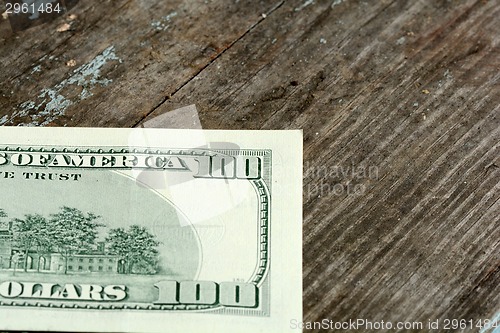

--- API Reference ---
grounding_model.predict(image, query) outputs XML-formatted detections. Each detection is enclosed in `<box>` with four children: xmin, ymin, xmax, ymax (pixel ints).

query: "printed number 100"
<box><xmin>155</xmin><ymin>281</ymin><xmax>258</xmax><ymax>308</ymax></box>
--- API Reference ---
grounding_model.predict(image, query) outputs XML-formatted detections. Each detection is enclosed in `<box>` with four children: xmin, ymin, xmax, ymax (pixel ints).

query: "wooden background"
<box><xmin>0</xmin><ymin>0</ymin><xmax>499</xmax><ymax>331</ymax></box>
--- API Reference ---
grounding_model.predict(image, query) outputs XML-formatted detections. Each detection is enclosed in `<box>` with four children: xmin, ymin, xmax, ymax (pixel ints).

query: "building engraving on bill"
<box><xmin>0</xmin><ymin>207</ymin><xmax>161</xmax><ymax>276</ymax></box>
<box><xmin>0</xmin><ymin>222</ymin><xmax>121</xmax><ymax>274</ymax></box>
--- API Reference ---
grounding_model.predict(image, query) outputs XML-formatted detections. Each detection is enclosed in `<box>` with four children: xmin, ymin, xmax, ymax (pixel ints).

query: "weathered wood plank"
<box><xmin>0</xmin><ymin>0</ymin><xmax>283</xmax><ymax>126</ymax></box>
<box><xmin>0</xmin><ymin>0</ymin><xmax>499</xmax><ymax>331</ymax></box>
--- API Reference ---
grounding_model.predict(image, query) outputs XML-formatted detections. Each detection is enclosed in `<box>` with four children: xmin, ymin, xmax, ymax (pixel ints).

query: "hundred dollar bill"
<box><xmin>0</xmin><ymin>127</ymin><xmax>302</xmax><ymax>333</ymax></box>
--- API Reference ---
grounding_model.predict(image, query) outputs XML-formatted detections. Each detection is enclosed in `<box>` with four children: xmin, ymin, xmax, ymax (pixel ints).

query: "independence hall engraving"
<box><xmin>0</xmin><ymin>222</ymin><xmax>122</xmax><ymax>274</ymax></box>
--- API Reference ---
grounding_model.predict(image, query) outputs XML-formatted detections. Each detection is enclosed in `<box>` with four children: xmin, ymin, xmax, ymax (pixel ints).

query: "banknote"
<box><xmin>0</xmin><ymin>127</ymin><xmax>302</xmax><ymax>333</ymax></box>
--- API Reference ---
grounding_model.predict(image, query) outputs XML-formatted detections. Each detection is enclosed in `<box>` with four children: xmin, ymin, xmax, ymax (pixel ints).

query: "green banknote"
<box><xmin>0</xmin><ymin>127</ymin><xmax>302</xmax><ymax>333</ymax></box>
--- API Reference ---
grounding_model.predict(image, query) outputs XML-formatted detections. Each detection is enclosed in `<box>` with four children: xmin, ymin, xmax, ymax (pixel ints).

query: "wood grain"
<box><xmin>1</xmin><ymin>0</ymin><xmax>499</xmax><ymax>331</ymax></box>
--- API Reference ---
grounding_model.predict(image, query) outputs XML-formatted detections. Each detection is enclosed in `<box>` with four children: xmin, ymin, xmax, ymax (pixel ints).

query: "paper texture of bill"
<box><xmin>0</xmin><ymin>127</ymin><xmax>302</xmax><ymax>333</ymax></box>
